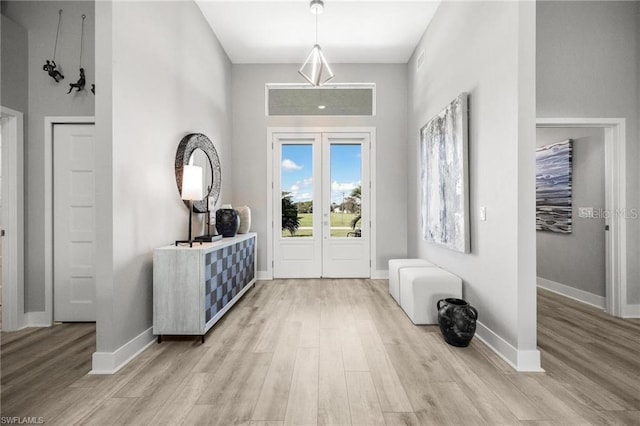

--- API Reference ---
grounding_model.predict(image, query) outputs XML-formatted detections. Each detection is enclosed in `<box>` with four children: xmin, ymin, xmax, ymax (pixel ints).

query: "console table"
<box><xmin>153</xmin><ymin>232</ymin><xmax>256</xmax><ymax>343</ymax></box>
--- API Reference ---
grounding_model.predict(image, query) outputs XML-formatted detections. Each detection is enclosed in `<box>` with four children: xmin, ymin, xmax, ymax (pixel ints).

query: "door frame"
<box><xmin>1</xmin><ymin>106</ymin><xmax>25</xmax><ymax>331</ymax></box>
<box><xmin>536</xmin><ymin>117</ymin><xmax>627</xmax><ymax>317</ymax></box>
<box><xmin>266</xmin><ymin>127</ymin><xmax>377</xmax><ymax>280</ymax></box>
<box><xmin>43</xmin><ymin>117</ymin><xmax>95</xmax><ymax>325</ymax></box>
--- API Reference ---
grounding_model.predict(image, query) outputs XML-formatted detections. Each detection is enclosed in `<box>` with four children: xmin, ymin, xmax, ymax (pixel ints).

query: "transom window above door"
<box><xmin>266</xmin><ymin>83</ymin><xmax>376</xmax><ymax>117</ymax></box>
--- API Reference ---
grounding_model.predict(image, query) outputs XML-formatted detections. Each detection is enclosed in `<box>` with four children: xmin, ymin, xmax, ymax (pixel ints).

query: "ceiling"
<box><xmin>195</xmin><ymin>1</ymin><xmax>441</xmax><ymax>64</ymax></box>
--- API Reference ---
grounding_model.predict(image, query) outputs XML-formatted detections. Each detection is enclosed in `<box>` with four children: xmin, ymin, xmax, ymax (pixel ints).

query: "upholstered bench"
<box><xmin>388</xmin><ymin>259</ymin><xmax>435</xmax><ymax>304</ymax></box>
<box><xmin>399</xmin><ymin>267</ymin><xmax>462</xmax><ymax>325</ymax></box>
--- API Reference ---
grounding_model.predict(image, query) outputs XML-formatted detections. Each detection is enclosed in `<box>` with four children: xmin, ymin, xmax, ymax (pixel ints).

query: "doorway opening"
<box><xmin>0</xmin><ymin>106</ymin><xmax>25</xmax><ymax>331</ymax></box>
<box><xmin>536</xmin><ymin>118</ymin><xmax>627</xmax><ymax>317</ymax></box>
<box><xmin>268</xmin><ymin>128</ymin><xmax>376</xmax><ymax>279</ymax></box>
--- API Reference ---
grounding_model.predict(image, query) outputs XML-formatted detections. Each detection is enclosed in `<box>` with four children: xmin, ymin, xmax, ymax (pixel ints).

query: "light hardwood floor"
<box><xmin>1</xmin><ymin>280</ymin><xmax>639</xmax><ymax>425</ymax></box>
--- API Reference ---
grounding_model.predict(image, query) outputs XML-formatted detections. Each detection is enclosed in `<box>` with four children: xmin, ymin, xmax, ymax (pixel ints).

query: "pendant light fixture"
<box><xmin>299</xmin><ymin>0</ymin><xmax>335</xmax><ymax>87</ymax></box>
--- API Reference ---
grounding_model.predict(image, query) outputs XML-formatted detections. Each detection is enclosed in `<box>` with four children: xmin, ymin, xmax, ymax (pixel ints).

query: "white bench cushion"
<box><xmin>388</xmin><ymin>259</ymin><xmax>435</xmax><ymax>304</ymax></box>
<box><xmin>399</xmin><ymin>267</ymin><xmax>462</xmax><ymax>325</ymax></box>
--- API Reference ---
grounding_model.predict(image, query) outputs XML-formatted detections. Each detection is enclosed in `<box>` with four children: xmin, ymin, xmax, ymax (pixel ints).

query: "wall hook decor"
<box><xmin>91</xmin><ymin>84</ymin><xmax>95</xmax><ymax>95</ymax></box>
<box><xmin>43</xmin><ymin>9</ymin><xmax>64</xmax><ymax>82</ymax></box>
<box><xmin>68</xmin><ymin>14</ymin><xmax>86</xmax><ymax>94</ymax></box>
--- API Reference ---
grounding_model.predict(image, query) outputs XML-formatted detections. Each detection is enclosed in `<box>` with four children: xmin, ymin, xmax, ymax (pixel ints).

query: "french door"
<box><xmin>273</xmin><ymin>132</ymin><xmax>371</xmax><ymax>278</ymax></box>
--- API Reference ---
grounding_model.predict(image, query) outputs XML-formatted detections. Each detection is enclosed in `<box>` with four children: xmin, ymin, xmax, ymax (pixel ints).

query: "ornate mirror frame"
<box><xmin>175</xmin><ymin>133</ymin><xmax>221</xmax><ymax>213</ymax></box>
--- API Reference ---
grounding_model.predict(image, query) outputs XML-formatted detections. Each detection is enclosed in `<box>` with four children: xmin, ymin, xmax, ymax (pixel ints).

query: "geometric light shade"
<box><xmin>181</xmin><ymin>165</ymin><xmax>203</xmax><ymax>201</ymax></box>
<box><xmin>298</xmin><ymin>44</ymin><xmax>335</xmax><ymax>87</ymax></box>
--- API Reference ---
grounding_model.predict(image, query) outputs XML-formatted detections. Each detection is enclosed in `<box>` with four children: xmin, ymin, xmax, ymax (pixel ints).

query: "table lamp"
<box><xmin>175</xmin><ymin>165</ymin><xmax>203</xmax><ymax>247</ymax></box>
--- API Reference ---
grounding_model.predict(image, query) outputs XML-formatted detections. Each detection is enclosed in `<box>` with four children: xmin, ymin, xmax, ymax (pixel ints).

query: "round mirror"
<box><xmin>175</xmin><ymin>133</ymin><xmax>221</xmax><ymax>213</ymax></box>
<box><xmin>189</xmin><ymin>148</ymin><xmax>213</xmax><ymax>199</ymax></box>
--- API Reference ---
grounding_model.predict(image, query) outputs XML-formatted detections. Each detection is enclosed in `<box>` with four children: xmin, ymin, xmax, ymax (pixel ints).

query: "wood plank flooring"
<box><xmin>1</xmin><ymin>280</ymin><xmax>639</xmax><ymax>425</ymax></box>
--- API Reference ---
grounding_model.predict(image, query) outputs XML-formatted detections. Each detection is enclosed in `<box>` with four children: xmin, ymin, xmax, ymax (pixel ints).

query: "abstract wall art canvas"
<box><xmin>420</xmin><ymin>93</ymin><xmax>470</xmax><ymax>253</ymax></box>
<box><xmin>536</xmin><ymin>139</ymin><xmax>573</xmax><ymax>233</ymax></box>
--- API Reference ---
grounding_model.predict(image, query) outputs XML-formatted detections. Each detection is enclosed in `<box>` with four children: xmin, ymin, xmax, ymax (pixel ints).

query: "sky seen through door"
<box><xmin>281</xmin><ymin>144</ymin><xmax>361</xmax><ymax>204</ymax></box>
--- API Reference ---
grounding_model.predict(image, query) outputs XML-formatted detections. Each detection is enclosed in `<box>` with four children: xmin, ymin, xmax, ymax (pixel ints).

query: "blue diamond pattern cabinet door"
<box><xmin>153</xmin><ymin>233</ymin><xmax>257</xmax><ymax>342</ymax></box>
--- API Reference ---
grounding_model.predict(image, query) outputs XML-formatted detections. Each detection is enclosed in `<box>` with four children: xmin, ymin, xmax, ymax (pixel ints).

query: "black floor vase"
<box><xmin>437</xmin><ymin>298</ymin><xmax>478</xmax><ymax>347</ymax></box>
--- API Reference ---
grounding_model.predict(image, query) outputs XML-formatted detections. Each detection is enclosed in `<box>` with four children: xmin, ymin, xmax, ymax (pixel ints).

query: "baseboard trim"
<box><xmin>371</xmin><ymin>269</ymin><xmax>389</xmax><ymax>279</ymax></box>
<box><xmin>25</xmin><ymin>311</ymin><xmax>51</xmax><ymax>327</ymax></box>
<box><xmin>537</xmin><ymin>277</ymin><xmax>605</xmax><ymax>310</ymax></box>
<box><xmin>257</xmin><ymin>271</ymin><xmax>272</xmax><ymax>281</ymax></box>
<box><xmin>90</xmin><ymin>327</ymin><xmax>155</xmax><ymax>375</ymax></box>
<box><xmin>475</xmin><ymin>321</ymin><xmax>543</xmax><ymax>372</ymax></box>
<box><xmin>258</xmin><ymin>270</ymin><xmax>388</xmax><ymax>280</ymax></box>
<box><xmin>623</xmin><ymin>304</ymin><xmax>640</xmax><ymax>318</ymax></box>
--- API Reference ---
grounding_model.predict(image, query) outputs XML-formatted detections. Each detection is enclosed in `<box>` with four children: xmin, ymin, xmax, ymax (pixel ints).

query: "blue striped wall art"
<box><xmin>536</xmin><ymin>139</ymin><xmax>573</xmax><ymax>233</ymax></box>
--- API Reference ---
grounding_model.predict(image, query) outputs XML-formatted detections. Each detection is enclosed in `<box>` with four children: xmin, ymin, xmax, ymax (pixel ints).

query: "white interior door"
<box><xmin>273</xmin><ymin>131</ymin><xmax>370</xmax><ymax>278</ymax></box>
<box><xmin>53</xmin><ymin>124</ymin><xmax>96</xmax><ymax>321</ymax></box>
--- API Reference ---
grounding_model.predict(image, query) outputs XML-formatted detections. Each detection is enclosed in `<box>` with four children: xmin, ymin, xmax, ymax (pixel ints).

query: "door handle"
<box><xmin>1</xmin><ymin>229</ymin><xmax>4</xmax><ymax>237</ymax></box>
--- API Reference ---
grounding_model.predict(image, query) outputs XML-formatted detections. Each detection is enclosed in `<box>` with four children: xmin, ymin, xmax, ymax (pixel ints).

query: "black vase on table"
<box><xmin>215</xmin><ymin>207</ymin><xmax>240</xmax><ymax>238</ymax></box>
<box><xmin>437</xmin><ymin>298</ymin><xmax>478</xmax><ymax>347</ymax></box>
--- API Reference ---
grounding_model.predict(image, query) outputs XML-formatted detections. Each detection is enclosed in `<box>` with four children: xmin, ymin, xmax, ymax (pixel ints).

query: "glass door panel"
<box><xmin>280</xmin><ymin>144</ymin><xmax>314</xmax><ymax>238</ymax></box>
<box><xmin>329</xmin><ymin>144</ymin><xmax>362</xmax><ymax>238</ymax></box>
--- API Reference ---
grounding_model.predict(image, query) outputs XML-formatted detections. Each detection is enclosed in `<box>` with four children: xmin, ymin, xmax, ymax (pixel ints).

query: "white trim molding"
<box><xmin>43</xmin><ymin>116</ymin><xmax>96</xmax><ymax>326</ymax></box>
<box><xmin>537</xmin><ymin>277</ymin><xmax>606</xmax><ymax>310</ymax></box>
<box><xmin>475</xmin><ymin>321</ymin><xmax>544</xmax><ymax>372</ymax></box>
<box><xmin>371</xmin><ymin>269</ymin><xmax>389</xmax><ymax>280</ymax></box>
<box><xmin>623</xmin><ymin>304</ymin><xmax>640</xmax><ymax>318</ymax></box>
<box><xmin>91</xmin><ymin>327</ymin><xmax>155</xmax><ymax>375</ymax></box>
<box><xmin>1</xmin><ymin>106</ymin><xmax>25</xmax><ymax>331</ymax></box>
<box><xmin>257</xmin><ymin>271</ymin><xmax>273</xmax><ymax>281</ymax></box>
<box><xmin>24</xmin><ymin>311</ymin><xmax>50</xmax><ymax>327</ymax></box>
<box><xmin>536</xmin><ymin>118</ymin><xmax>627</xmax><ymax>318</ymax></box>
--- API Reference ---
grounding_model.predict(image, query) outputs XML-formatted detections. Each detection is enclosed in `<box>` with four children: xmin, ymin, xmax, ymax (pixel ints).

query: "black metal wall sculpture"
<box><xmin>68</xmin><ymin>14</ymin><xmax>86</xmax><ymax>94</ymax></box>
<box><xmin>43</xmin><ymin>10</ymin><xmax>64</xmax><ymax>82</ymax></box>
<box><xmin>68</xmin><ymin>68</ymin><xmax>86</xmax><ymax>94</ymax></box>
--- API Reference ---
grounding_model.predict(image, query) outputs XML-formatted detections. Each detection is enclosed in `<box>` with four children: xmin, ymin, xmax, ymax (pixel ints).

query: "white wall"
<box><xmin>1</xmin><ymin>14</ymin><xmax>28</xmax><ymax>114</ymax></box>
<box><xmin>407</xmin><ymin>1</ymin><xmax>539</xmax><ymax>370</ymax></box>
<box><xmin>231</xmin><ymin>64</ymin><xmax>408</xmax><ymax>276</ymax></box>
<box><xmin>94</xmin><ymin>0</ymin><xmax>233</xmax><ymax>365</ymax></box>
<box><xmin>537</xmin><ymin>1</ymin><xmax>640</xmax><ymax>305</ymax></box>
<box><xmin>536</xmin><ymin>127</ymin><xmax>605</xmax><ymax>297</ymax></box>
<box><xmin>3</xmin><ymin>1</ymin><xmax>95</xmax><ymax>313</ymax></box>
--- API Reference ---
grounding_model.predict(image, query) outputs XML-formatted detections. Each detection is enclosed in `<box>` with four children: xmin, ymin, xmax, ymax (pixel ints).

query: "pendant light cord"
<box><xmin>79</xmin><ymin>14</ymin><xmax>86</xmax><ymax>68</ymax></box>
<box><xmin>53</xmin><ymin>9</ymin><xmax>62</xmax><ymax>61</ymax></box>
<box><xmin>315</xmin><ymin>12</ymin><xmax>318</xmax><ymax>45</ymax></box>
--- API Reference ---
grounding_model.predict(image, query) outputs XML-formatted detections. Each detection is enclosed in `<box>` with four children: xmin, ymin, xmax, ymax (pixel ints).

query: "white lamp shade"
<box><xmin>299</xmin><ymin>44</ymin><xmax>335</xmax><ymax>87</ymax></box>
<box><xmin>181</xmin><ymin>165</ymin><xmax>203</xmax><ymax>201</ymax></box>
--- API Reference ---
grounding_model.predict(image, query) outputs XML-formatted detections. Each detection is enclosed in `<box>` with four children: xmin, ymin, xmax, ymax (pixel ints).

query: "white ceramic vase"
<box><xmin>237</xmin><ymin>205</ymin><xmax>251</xmax><ymax>234</ymax></box>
